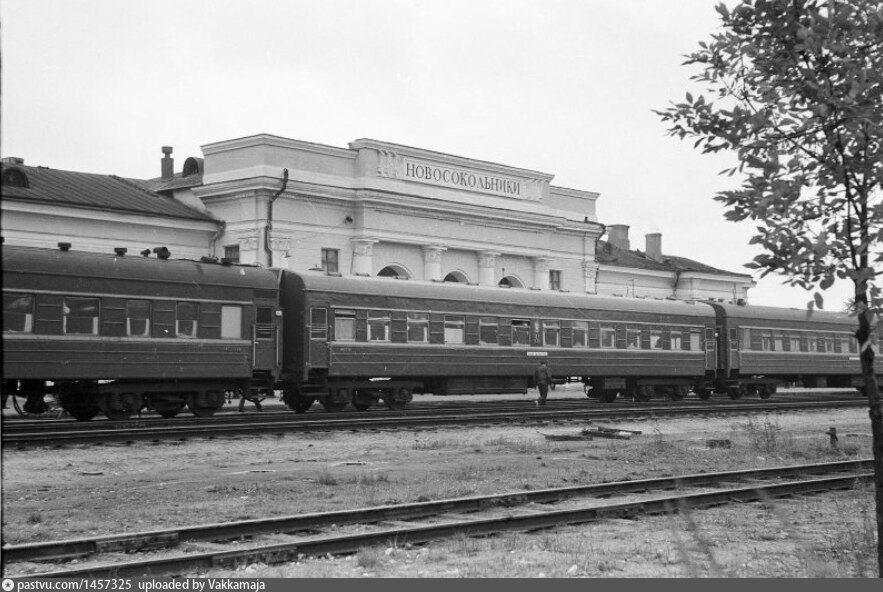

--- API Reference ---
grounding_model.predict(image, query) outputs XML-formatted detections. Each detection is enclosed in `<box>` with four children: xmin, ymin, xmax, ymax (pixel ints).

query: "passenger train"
<box><xmin>2</xmin><ymin>244</ymin><xmax>880</xmax><ymax>420</ymax></box>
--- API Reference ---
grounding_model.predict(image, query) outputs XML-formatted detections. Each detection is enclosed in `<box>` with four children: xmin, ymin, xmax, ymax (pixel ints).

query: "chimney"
<box><xmin>607</xmin><ymin>224</ymin><xmax>630</xmax><ymax>250</ymax></box>
<box><xmin>646</xmin><ymin>232</ymin><xmax>663</xmax><ymax>262</ymax></box>
<box><xmin>161</xmin><ymin>146</ymin><xmax>174</xmax><ymax>179</ymax></box>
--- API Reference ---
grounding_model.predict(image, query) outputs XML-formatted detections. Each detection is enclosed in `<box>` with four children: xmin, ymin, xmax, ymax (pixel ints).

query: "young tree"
<box><xmin>656</xmin><ymin>0</ymin><xmax>883</xmax><ymax>574</ymax></box>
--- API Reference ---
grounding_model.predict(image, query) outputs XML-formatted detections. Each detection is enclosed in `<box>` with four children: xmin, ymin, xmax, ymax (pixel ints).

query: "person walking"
<box><xmin>238</xmin><ymin>389</ymin><xmax>264</xmax><ymax>412</ymax></box>
<box><xmin>533</xmin><ymin>360</ymin><xmax>553</xmax><ymax>407</ymax></box>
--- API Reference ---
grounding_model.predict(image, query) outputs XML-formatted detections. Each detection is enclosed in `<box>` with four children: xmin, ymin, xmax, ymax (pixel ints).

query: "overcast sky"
<box><xmin>1</xmin><ymin>0</ymin><xmax>854</xmax><ymax>310</ymax></box>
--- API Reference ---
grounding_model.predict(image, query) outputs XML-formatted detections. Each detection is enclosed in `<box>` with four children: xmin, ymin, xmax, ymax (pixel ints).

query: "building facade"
<box><xmin>1</xmin><ymin>134</ymin><xmax>755</xmax><ymax>302</ymax></box>
<box><xmin>181</xmin><ymin>134</ymin><xmax>606</xmax><ymax>293</ymax></box>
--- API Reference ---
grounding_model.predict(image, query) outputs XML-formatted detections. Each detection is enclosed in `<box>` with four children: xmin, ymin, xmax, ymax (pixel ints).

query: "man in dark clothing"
<box><xmin>238</xmin><ymin>389</ymin><xmax>264</xmax><ymax>412</ymax></box>
<box><xmin>533</xmin><ymin>360</ymin><xmax>553</xmax><ymax>407</ymax></box>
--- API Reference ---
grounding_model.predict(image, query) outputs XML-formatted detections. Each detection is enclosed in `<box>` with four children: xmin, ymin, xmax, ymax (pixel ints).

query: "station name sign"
<box><xmin>403</xmin><ymin>158</ymin><xmax>523</xmax><ymax>198</ymax></box>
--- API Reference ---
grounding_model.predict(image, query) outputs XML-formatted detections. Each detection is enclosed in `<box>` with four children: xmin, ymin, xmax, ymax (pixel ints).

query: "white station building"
<box><xmin>1</xmin><ymin>134</ymin><xmax>754</xmax><ymax>302</ymax></box>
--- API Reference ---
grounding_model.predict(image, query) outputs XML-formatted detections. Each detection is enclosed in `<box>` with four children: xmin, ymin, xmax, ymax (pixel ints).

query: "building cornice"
<box><xmin>349</xmin><ymin>138</ymin><xmax>555</xmax><ymax>182</ymax></box>
<box><xmin>600</xmin><ymin>263</ymin><xmax>755</xmax><ymax>284</ymax></box>
<box><xmin>201</xmin><ymin>133</ymin><xmax>357</xmax><ymax>160</ymax></box>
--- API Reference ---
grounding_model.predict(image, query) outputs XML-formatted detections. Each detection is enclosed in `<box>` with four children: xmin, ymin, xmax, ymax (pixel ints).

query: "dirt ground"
<box><xmin>1</xmin><ymin>393</ymin><xmax>879</xmax><ymax>578</ymax></box>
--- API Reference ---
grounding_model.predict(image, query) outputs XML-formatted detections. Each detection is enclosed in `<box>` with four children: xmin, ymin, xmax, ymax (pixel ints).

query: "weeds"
<box><xmin>355</xmin><ymin>546</ymin><xmax>382</xmax><ymax>569</ymax></box>
<box><xmin>743</xmin><ymin>415</ymin><xmax>785</xmax><ymax>454</ymax></box>
<box><xmin>315</xmin><ymin>469</ymin><xmax>338</xmax><ymax>486</ymax></box>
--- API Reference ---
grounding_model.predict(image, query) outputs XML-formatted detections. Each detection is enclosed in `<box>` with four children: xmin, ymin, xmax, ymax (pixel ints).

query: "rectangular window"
<box><xmin>543</xmin><ymin>320</ymin><xmax>560</xmax><ymax>346</ymax></box>
<box><xmin>321</xmin><ymin>249</ymin><xmax>339</xmax><ymax>273</ymax></box>
<box><xmin>310</xmin><ymin>308</ymin><xmax>328</xmax><ymax>340</ymax></box>
<box><xmin>626</xmin><ymin>327</ymin><xmax>641</xmax><ymax>350</ymax></box>
<box><xmin>444</xmin><ymin>315</ymin><xmax>465</xmax><ymax>344</ymax></box>
<box><xmin>126</xmin><ymin>299</ymin><xmax>151</xmax><ymax>337</ymax></box>
<box><xmin>64</xmin><ymin>297</ymin><xmax>100</xmax><ymax>335</ymax></box>
<box><xmin>572</xmin><ymin>321</ymin><xmax>588</xmax><ymax>348</ymax></box>
<box><xmin>176</xmin><ymin>302</ymin><xmax>198</xmax><ymax>338</ymax></box>
<box><xmin>335</xmin><ymin>309</ymin><xmax>356</xmax><ymax>341</ymax></box>
<box><xmin>368</xmin><ymin>310</ymin><xmax>390</xmax><ymax>341</ymax></box>
<box><xmin>824</xmin><ymin>337</ymin><xmax>836</xmax><ymax>353</ymax></box>
<box><xmin>790</xmin><ymin>335</ymin><xmax>801</xmax><ymax>352</ymax></box>
<box><xmin>690</xmin><ymin>329</ymin><xmax>702</xmax><ymax>351</ymax></box>
<box><xmin>742</xmin><ymin>328</ymin><xmax>752</xmax><ymax>349</ymax></box>
<box><xmin>512</xmin><ymin>319</ymin><xmax>530</xmax><ymax>345</ymax></box>
<box><xmin>760</xmin><ymin>331</ymin><xmax>774</xmax><ymax>351</ymax></box>
<box><xmin>650</xmin><ymin>329</ymin><xmax>663</xmax><ymax>350</ymax></box>
<box><xmin>807</xmin><ymin>334</ymin><xmax>818</xmax><ymax>352</ymax></box>
<box><xmin>223</xmin><ymin>245</ymin><xmax>240</xmax><ymax>263</ymax></box>
<box><xmin>221</xmin><ymin>305</ymin><xmax>242</xmax><ymax>339</ymax></box>
<box><xmin>848</xmin><ymin>336</ymin><xmax>858</xmax><ymax>354</ymax></box>
<box><xmin>670</xmin><ymin>331</ymin><xmax>682</xmax><ymax>351</ymax></box>
<box><xmin>4</xmin><ymin>293</ymin><xmax>34</xmax><ymax>333</ymax></box>
<box><xmin>479</xmin><ymin>316</ymin><xmax>498</xmax><ymax>345</ymax></box>
<box><xmin>549</xmin><ymin>270</ymin><xmax>561</xmax><ymax>291</ymax></box>
<box><xmin>255</xmin><ymin>307</ymin><xmax>274</xmax><ymax>339</ymax></box>
<box><xmin>774</xmin><ymin>333</ymin><xmax>784</xmax><ymax>352</ymax></box>
<box><xmin>407</xmin><ymin>312</ymin><xmax>429</xmax><ymax>343</ymax></box>
<box><xmin>600</xmin><ymin>326</ymin><xmax>616</xmax><ymax>349</ymax></box>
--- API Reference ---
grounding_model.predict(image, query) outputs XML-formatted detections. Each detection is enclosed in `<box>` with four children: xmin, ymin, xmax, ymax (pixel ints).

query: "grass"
<box><xmin>4</xmin><ymin>407</ymin><xmax>876</xmax><ymax>578</ymax></box>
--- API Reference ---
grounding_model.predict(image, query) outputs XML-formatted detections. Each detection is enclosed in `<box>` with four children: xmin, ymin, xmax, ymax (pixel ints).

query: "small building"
<box><xmin>1</xmin><ymin>156</ymin><xmax>218</xmax><ymax>260</ymax></box>
<box><xmin>596</xmin><ymin>224</ymin><xmax>754</xmax><ymax>302</ymax></box>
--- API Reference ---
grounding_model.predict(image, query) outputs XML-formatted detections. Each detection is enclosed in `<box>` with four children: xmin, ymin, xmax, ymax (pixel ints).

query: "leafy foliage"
<box><xmin>656</xmin><ymin>0</ymin><xmax>883</xmax><ymax>311</ymax></box>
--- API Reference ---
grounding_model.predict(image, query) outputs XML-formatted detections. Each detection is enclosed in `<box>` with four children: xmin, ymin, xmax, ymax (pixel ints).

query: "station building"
<box><xmin>1</xmin><ymin>134</ymin><xmax>754</xmax><ymax>302</ymax></box>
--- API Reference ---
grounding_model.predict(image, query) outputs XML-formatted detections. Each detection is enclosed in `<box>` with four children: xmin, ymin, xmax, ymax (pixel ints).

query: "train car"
<box><xmin>2</xmin><ymin>244</ymin><xmax>283</xmax><ymax>420</ymax></box>
<box><xmin>277</xmin><ymin>271</ymin><xmax>719</xmax><ymax>411</ymax></box>
<box><xmin>706</xmin><ymin>301</ymin><xmax>883</xmax><ymax>398</ymax></box>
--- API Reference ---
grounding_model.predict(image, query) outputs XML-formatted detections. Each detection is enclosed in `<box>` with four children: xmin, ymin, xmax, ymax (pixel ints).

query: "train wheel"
<box><xmin>383</xmin><ymin>387</ymin><xmax>412</xmax><ymax>411</ymax></box>
<box><xmin>58</xmin><ymin>391</ymin><xmax>101</xmax><ymax>422</ymax></box>
<box><xmin>352</xmin><ymin>390</ymin><xmax>373</xmax><ymax>411</ymax></box>
<box><xmin>670</xmin><ymin>385</ymin><xmax>689</xmax><ymax>401</ymax></box>
<box><xmin>102</xmin><ymin>392</ymin><xmax>143</xmax><ymax>421</ymax></box>
<box><xmin>758</xmin><ymin>384</ymin><xmax>776</xmax><ymax>399</ymax></box>
<box><xmin>155</xmin><ymin>404</ymin><xmax>185</xmax><ymax>418</ymax></box>
<box><xmin>282</xmin><ymin>386</ymin><xmax>311</xmax><ymax>412</ymax></box>
<box><xmin>696</xmin><ymin>388</ymin><xmax>712</xmax><ymax>401</ymax></box>
<box><xmin>635</xmin><ymin>385</ymin><xmax>654</xmax><ymax>402</ymax></box>
<box><xmin>187</xmin><ymin>390</ymin><xmax>224</xmax><ymax>417</ymax></box>
<box><xmin>153</xmin><ymin>397</ymin><xmax>186</xmax><ymax>418</ymax></box>
<box><xmin>601</xmin><ymin>390</ymin><xmax>618</xmax><ymax>403</ymax></box>
<box><xmin>188</xmin><ymin>403</ymin><xmax>218</xmax><ymax>417</ymax></box>
<box><xmin>288</xmin><ymin>397</ymin><xmax>315</xmax><ymax>413</ymax></box>
<box><xmin>727</xmin><ymin>385</ymin><xmax>744</xmax><ymax>400</ymax></box>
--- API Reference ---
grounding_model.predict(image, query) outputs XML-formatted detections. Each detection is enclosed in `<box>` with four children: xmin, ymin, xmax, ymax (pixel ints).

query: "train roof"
<box><xmin>289</xmin><ymin>271</ymin><xmax>716</xmax><ymax>318</ymax></box>
<box><xmin>706</xmin><ymin>301</ymin><xmax>855</xmax><ymax>326</ymax></box>
<box><xmin>2</xmin><ymin>245</ymin><xmax>280</xmax><ymax>291</ymax></box>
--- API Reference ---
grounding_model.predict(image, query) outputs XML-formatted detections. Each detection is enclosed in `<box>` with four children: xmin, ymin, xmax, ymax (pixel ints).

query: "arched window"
<box><xmin>499</xmin><ymin>276</ymin><xmax>524</xmax><ymax>288</ymax></box>
<box><xmin>378</xmin><ymin>265</ymin><xmax>410</xmax><ymax>279</ymax></box>
<box><xmin>443</xmin><ymin>271</ymin><xmax>469</xmax><ymax>283</ymax></box>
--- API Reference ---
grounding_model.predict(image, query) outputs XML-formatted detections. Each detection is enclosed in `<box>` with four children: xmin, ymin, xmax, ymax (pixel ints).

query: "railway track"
<box><xmin>3</xmin><ymin>459</ymin><xmax>872</xmax><ymax>578</ymax></box>
<box><xmin>1</xmin><ymin>398</ymin><xmax>868</xmax><ymax>447</ymax></box>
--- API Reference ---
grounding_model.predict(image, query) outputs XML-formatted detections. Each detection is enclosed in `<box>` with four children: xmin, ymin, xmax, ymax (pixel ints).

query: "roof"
<box><xmin>2</xmin><ymin>244</ymin><xmax>279</xmax><ymax>293</ymax></box>
<box><xmin>0</xmin><ymin>162</ymin><xmax>215</xmax><ymax>222</ymax></box>
<box><xmin>288</xmin><ymin>271</ymin><xmax>716</xmax><ymax>319</ymax></box>
<box><xmin>706</xmin><ymin>301</ymin><xmax>855</xmax><ymax>327</ymax></box>
<box><xmin>142</xmin><ymin>157</ymin><xmax>204</xmax><ymax>194</ymax></box>
<box><xmin>595</xmin><ymin>240</ymin><xmax>751</xmax><ymax>278</ymax></box>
